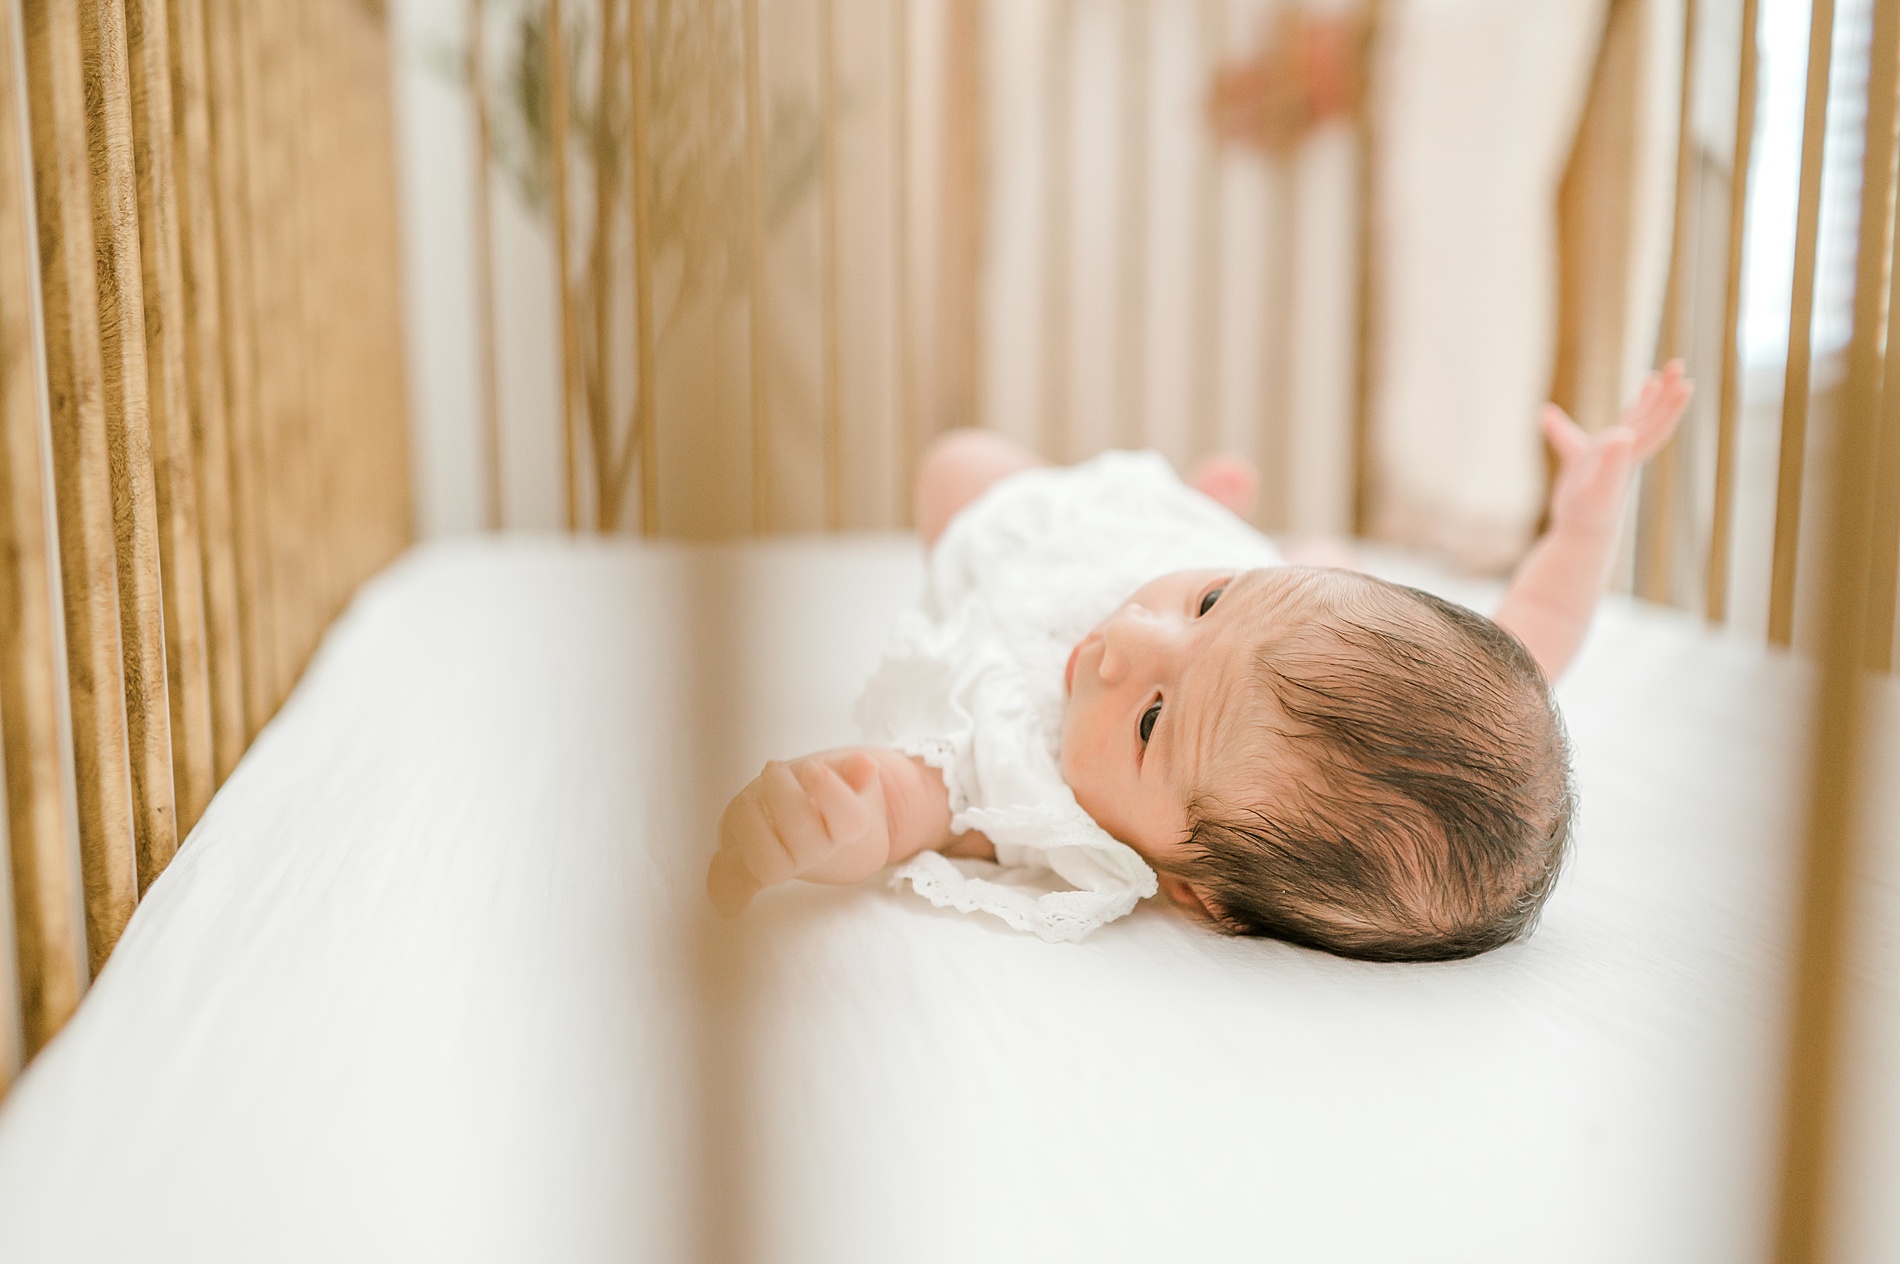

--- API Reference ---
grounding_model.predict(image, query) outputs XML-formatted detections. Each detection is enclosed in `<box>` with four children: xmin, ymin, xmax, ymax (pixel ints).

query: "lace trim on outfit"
<box><xmin>896</xmin><ymin>737</ymin><xmax>969</xmax><ymax>819</ymax></box>
<box><xmin>891</xmin><ymin>853</ymin><xmax>1145</xmax><ymax>944</ymax></box>
<box><xmin>889</xmin><ymin>794</ymin><xmax>1157</xmax><ymax>943</ymax></box>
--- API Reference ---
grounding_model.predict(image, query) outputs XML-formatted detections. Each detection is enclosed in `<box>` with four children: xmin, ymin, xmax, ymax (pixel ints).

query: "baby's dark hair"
<box><xmin>1177</xmin><ymin>580</ymin><xmax>1573</xmax><ymax>962</ymax></box>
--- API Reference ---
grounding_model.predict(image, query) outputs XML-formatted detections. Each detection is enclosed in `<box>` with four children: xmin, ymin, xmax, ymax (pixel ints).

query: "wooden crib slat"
<box><xmin>1871</xmin><ymin>307</ymin><xmax>1900</xmax><ymax>673</ymax></box>
<box><xmin>296</xmin><ymin>0</ymin><xmax>333</xmax><ymax>645</ymax></box>
<box><xmin>0</xmin><ymin>0</ymin><xmax>89</xmax><ymax>1062</ymax></box>
<box><xmin>332</xmin><ymin>0</ymin><xmax>371</xmax><ymax>592</ymax></box>
<box><xmin>1772</xmin><ymin>4</ymin><xmax>1900</xmax><ymax>1251</ymax></box>
<box><xmin>1350</xmin><ymin>0</ymin><xmax>1383</xmax><ymax>538</ymax></box>
<box><xmin>1041</xmin><ymin>0</ymin><xmax>1074</xmax><ymax>461</ymax></box>
<box><xmin>1551</xmin><ymin>1</ymin><xmax>1643</xmax><ymax>443</ymax></box>
<box><xmin>125</xmin><ymin>0</ymin><xmax>215</xmax><ymax>842</ymax></box>
<box><xmin>892</xmin><ymin>0</ymin><xmax>914</xmax><ymax>525</ymax></box>
<box><xmin>241</xmin><ymin>0</ymin><xmax>322</xmax><ymax>697</ymax></box>
<box><xmin>548</xmin><ymin>0</ymin><xmax>579</xmax><ymax>532</ymax></box>
<box><xmin>165</xmin><ymin>0</ymin><xmax>244</xmax><ymax>783</ymax></box>
<box><xmin>1638</xmin><ymin>0</ymin><xmax>1700</xmax><ymax>607</ymax></box>
<box><xmin>467</xmin><ymin>0</ymin><xmax>503</xmax><ymax>531</ymax></box>
<box><xmin>0</xmin><ymin>800</ymin><xmax>19</xmax><ymax>1093</ymax></box>
<box><xmin>1707</xmin><ymin>0</ymin><xmax>1761</xmax><ymax>625</ymax></box>
<box><xmin>203</xmin><ymin>0</ymin><xmax>276</xmax><ymax>740</ymax></box>
<box><xmin>1839</xmin><ymin>0</ymin><xmax>1900</xmax><ymax>680</ymax></box>
<box><xmin>331</xmin><ymin>0</ymin><xmax>387</xmax><ymax>614</ymax></box>
<box><xmin>300</xmin><ymin>0</ymin><xmax>346</xmax><ymax>598</ymax></box>
<box><xmin>1116</xmin><ymin>0</ymin><xmax>1151</xmax><ymax>449</ymax></box>
<box><xmin>820</xmin><ymin>0</ymin><xmax>843</xmax><ymax>530</ymax></box>
<box><xmin>628</xmin><ymin>0</ymin><xmax>657</xmax><ymax>537</ymax></box>
<box><xmin>79</xmin><ymin>0</ymin><xmax>182</xmax><ymax>893</ymax></box>
<box><xmin>1847</xmin><ymin>0</ymin><xmax>1900</xmax><ymax>679</ymax></box>
<box><xmin>584</xmin><ymin>0</ymin><xmax>619</xmax><ymax>534</ymax></box>
<box><xmin>170</xmin><ymin>0</ymin><xmax>241</xmax><ymax>771</ymax></box>
<box><xmin>294</xmin><ymin>0</ymin><xmax>343</xmax><ymax>629</ymax></box>
<box><xmin>300</xmin><ymin>0</ymin><xmax>408</xmax><ymax>588</ymax></box>
<box><xmin>743</xmin><ymin>0</ymin><xmax>770</xmax><ymax>533</ymax></box>
<box><xmin>1191</xmin><ymin>0</ymin><xmax>1227</xmax><ymax>470</ymax></box>
<box><xmin>338</xmin><ymin>0</ymin><xmax>412</xmax><ymax>575</ymax></box>
<box><xmin>939</xmin><ymin>0</ymin><xmax>983</xmax><ymax>438</ymax></box>
<box><xmin>23</xmin><ymin>0</ymin><xmax>142</xmax><ymax>971</ymax></box>
<box><xmin>299</xmin><ymin>1</ymin><xmax>349</xmax><ymax>595</ymax></box>
<box><xmin>1261</xmin><ymin>145</ymin><xmax>1297</xmax><ymax>532</ymax></box>
<box><xmin>228</xmin><ymin>0</ymin><xmax>292</xmax><ymax>699</ymax></box>
<box><xmin>1768</xmin><ymin>0</ymin><xmax>1837</xmax><ymax>647</ymax></box>
<box><xmin>329</xmin><ymin>0</ymin><xmax>362</xmax><ymax>613</ymax></box>
<box><xmin>1867</xmin><ymin>5</ymin><xmax>1900</xmax><ymax>676</ymax></box>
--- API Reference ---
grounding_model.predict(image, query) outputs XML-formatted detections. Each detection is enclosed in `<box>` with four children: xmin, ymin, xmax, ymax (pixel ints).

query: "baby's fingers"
<box><xmin>707</xmin><ymin>847</ymin><xmax>761</xmax><ymax>917</ymax></box>
<box><xmin>759</xmin><ymin>759</ymin><xmax>845</xmax><ymax>878</ymax></box>
<box><xmin>1625</xmin><ymin>362</ymin><xmax>1693</xmax><ymax>460</ymax></box>
<box><xmin>713</xmin><ymin>765</ymin><xmax>807</xmax><ymax>893</ymax></box>
<box><xmin>1542</xmin><ymin>405</ymin><xmax>1590</xmax><ymax>464</ymax></box>
<box><xmin>805</xmin><ymin>761</ymin><xmax>878</xmax><ymax>848</ymax></box>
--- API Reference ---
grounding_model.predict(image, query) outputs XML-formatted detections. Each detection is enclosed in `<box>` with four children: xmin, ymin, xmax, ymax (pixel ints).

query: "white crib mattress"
<box><xmin>0</xmin><ymin>535</ymin><xmax>1895</xmax><ymax>1264</ymax></box>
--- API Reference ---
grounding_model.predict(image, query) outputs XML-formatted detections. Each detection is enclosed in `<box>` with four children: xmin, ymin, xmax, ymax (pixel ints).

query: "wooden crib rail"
<box><xmin>0</xmin><ymin>0</ymin><xmax>411</xmax><ymax>1087</ymax></box>
<box><xmin>0</xmin><ymin>0</ymin><xmax>85</xmax><ymax>1092</ymax></box>
<box><xmin>1459</xmin><ymin>0</ymin><xmax>1893</xmax><ymax>1256</ymax></box>
<box><xmin>1768</xmin><ymin>3</ymin><xmax>1900</xmax><ymax>1260</ymax></box>
<box><xmin>1634</xmin><ymin>0</ymin><xmax>1900</xmax><ymax>670</ymax></box>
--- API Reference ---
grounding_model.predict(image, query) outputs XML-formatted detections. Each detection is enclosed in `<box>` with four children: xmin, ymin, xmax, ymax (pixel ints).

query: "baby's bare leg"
<box><xmin>916</xmin><ymin>429</ymin><xmax>1045</xmax><ymax>548</ymax></box>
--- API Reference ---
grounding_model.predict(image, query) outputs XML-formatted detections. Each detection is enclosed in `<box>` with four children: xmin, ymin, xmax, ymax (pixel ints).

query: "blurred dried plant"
<box><xmin>442</xmin><ymin>0</ymin><xmax>823</xmax><ymax>523</ymax></box>
<box><xmin>473</xmin><ymin>1</ymin><xmax>818</xmax><ymax>265</ymax></box>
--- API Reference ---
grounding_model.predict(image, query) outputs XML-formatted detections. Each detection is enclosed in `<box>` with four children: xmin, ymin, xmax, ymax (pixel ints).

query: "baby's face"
<box><xmin>1059</xmin><ymin>566</ymin><xmax>1350</xmax><ymax>918</ymax></box>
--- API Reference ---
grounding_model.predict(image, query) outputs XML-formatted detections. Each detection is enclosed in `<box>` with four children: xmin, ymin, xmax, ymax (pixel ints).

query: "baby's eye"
<box><xmin>1198</xmin><ymin>585</ymin><xmax>1227</xmax><ymax>617</ymax></box>
<box><xmin>1139</xmin><ymin>699</ymin><xmax>1161</xmax><ymax>745</ymax></box>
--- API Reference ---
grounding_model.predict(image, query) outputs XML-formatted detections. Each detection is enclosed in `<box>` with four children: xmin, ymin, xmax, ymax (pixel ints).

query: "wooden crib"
<box><xmin>0</xmin><ymin>0</ymin><xmax>409</xmax><ymax>1066</ymax></box>
<box><xmin>1</xmin><ymin>0</ymin><xmax>1897</xmax><ymax>1260</ymax></box>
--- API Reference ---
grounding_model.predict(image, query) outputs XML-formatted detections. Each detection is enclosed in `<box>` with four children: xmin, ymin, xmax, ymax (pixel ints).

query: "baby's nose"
<box><xmin>1097</xmin><ymin>607</ymin><xmax>1170</xmax><ymax>686</ymax></box>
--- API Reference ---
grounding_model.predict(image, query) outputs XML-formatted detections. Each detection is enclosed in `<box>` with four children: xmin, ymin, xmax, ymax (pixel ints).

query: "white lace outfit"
<box><xmin>856</xmin><ymin>450</ymin><xmax>1284</xmax><ymax>942</ymax></box>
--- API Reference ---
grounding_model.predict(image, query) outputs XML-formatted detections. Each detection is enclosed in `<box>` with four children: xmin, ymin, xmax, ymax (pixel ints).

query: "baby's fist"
<box><xmin>707</xmin><ymin>751</ymin><xmax>892</xmax><ymax>916</ymax></box>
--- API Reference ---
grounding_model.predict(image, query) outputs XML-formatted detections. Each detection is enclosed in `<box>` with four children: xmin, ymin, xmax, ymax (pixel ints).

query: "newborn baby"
<box><xmin>708</xmin><ymin>365</ymin><xmax>1690</xmax><ymax>959</ymax></box>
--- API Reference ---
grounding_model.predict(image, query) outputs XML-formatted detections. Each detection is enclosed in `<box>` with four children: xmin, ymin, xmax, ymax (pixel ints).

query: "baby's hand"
<box><xmin>707</xmin><ymin>751</ymin><xmax>893</xmax><ymax>916</ymax></box>
<box><xmin>1541</xmin><ymin>361</ymin><xmax>1692</xmax><ymax>538</ymax></box>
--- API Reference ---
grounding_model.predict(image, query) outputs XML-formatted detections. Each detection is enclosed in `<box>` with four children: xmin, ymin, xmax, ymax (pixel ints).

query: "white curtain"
<box><xmin>1368</xmin><ymin>0</ymin><xmax>1683</xmax><ymax>572</ymax></box>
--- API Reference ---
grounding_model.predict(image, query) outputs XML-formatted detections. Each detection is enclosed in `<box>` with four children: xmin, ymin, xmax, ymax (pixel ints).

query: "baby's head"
<box><xmin>1059</xmin><ymin>567</ymin><xmax>1571</xmax><ymax>961</ymax></box>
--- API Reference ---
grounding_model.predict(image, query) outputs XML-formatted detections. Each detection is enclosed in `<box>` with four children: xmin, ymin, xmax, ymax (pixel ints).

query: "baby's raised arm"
<box><xmin>707</xmin><ymin>748</ymin><xmax>986</xmax><ymax>915</ymax></box>
<box><xmin>1494</xmin><ymin>363</ymin><xmax>1691</xmax><ymax>680</ymax></box>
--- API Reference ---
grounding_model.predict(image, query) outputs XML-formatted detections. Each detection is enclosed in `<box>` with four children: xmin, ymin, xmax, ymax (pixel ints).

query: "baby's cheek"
<box><xmin>1055</xmin><ymin>711</ymin><xmax>1090</xmax><ymax>792</ymax></box>
<box><xmin>1057</xmin><ymin>739</ymin><xmax>1106</xmax><ymax>822</ymax></box>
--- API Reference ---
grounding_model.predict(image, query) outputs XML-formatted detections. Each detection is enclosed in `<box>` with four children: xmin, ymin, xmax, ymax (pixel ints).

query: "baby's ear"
<box><xmin>1157</xmin><ymin>872</ymin><xmax>1218</xmax><ymax>923</ymax></box>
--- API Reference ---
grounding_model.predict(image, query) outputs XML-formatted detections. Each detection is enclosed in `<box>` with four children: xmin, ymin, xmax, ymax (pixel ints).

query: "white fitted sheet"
<box><xmin>0</xmin><ymin>535</ymin><xmax>1895</xmax><ymax>1264</ymax></box>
